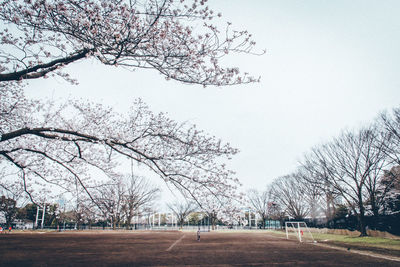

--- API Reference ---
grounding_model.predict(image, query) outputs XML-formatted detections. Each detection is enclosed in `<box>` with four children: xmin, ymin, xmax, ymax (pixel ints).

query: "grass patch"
<box><xmin>313</xmin><ymin>233</ymin><xmax>400</xmax><ymax>250</ymax></box>
<box><xmin>267</xmin><ymin>230</ymin><xmax>400</xmax><ymax>251</ymax></box>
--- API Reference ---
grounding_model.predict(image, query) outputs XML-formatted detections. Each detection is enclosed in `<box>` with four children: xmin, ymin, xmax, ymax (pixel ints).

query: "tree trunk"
<box><xmin>211</xmin><ymin>215</ymin><xmax>216</xmax><ymax>230</ymax></box>
<box><xmin>358</xmin><ymin>214</ymin><xmax>368</xmax><ymax>236</ymax></box>
<box><xmin>357</xmin><ymin>199</ymin><xmax>368</xmax><ymax>236</ymax></box>
<box><xmin>126</xmin><ymin>217</ymin><xmax>132</xmax><ymax>230</ymax></box>
<box><xmin>369</xmin><ymin>192</ymin><xmax>380</xmax><ymax>230</ymax></box>
<box><xmin>326</xmin><ymin>191</ymin><xmax>334</xmax><ymax>221</ymax></box>
<box><xmin>126</xmin><ymin>209</ymin><xmax>134</xmax><ymax>230</ymax></box>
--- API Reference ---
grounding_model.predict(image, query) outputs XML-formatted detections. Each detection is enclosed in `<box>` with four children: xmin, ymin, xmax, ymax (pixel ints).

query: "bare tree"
<box><xmin>295</xmin><ymin>162</ymin><xmax>341</xmax><ymax>226</ymax></box>
<box><xmin>122</xmin><ymin>175</ymin><xmax>160</xmax><ymax>229</ymax></box>
<box><xmin>293</xmin><ymin>169</ymin><xmax>325</xmax><ymax>225</ymax></box>
<box><xmin>247</xmin><ymin>188</ymin><xmax>271</xmax><ymax>229</ymax></box>
<box><xmin>380</xmin><ymin>107</ymin><xmax>400</xmax><ymax>165</ymax></box>
<box><xmin>167</xmin><ymin>201</ymin><xmax>196</xmax><ymax>229</ymax></box>
<box><xmin>299</xmin><ymin>154</ymin><xmax>339</xmax><ymax>223</ymax></box>
<box><xmin>308</xmin><ymin>127</ymin><xmax>387</xmax><ymax>236</ymax></box>
<box><xmin>93</xmin><ymin>174</ymin><xmax>159</xmax><ymax>230</ymax></box>
<box><xmin>269</xmin><ymin>174</ymin><xmax>310</xmax><ymax>220</ymax></box>
<box><xmin>365</xmin><ymin>131</ymin><xmax>389</xmax><ymax>219</ymax></box>
<box><xmin>268</xmin><ymin>201</ymin><xmax>285</xmax><ymax>229</ymax></box>
<box><xmin>93</xmin><ymin>178</ymin><xmax>126</xmax><ymax>230</ymax></box>
<box><xmin>364</xmin><ymin>107</ymin><xmax>400</xmax><ymax>220</ymax></box>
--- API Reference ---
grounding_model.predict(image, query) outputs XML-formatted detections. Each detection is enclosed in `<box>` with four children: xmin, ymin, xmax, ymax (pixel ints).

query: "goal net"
<box><xmin>285</xmin><ymin>221</ymin><xmax>316</xmax><ymax>243</ymax></box>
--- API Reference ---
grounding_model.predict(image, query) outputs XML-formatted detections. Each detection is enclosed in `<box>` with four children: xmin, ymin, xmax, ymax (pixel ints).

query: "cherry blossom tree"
<box><xmin>0</xmin><ymin>0</ymin><xmax>260</xmax><ymax>86</ymax></box>
<box><xmin>1</xmin><ymin>0</ymin><xmax>257</xmax><ymax>212</ymax></box>
<box><xmin>196</xmin><ymin>189</ymin><xmax>242</xmax><ymax>230</ymax></box>
<box><xmin>1</xmin><ymin>86</ymin><xmax>239</xmax><ymax>205</ymax></box>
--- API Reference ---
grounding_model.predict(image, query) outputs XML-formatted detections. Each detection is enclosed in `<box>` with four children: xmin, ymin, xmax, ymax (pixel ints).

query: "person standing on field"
<box><xmin>197</xmin><ymin>228</ymin><xmax>201</xmax><ymax>241</ymax></box>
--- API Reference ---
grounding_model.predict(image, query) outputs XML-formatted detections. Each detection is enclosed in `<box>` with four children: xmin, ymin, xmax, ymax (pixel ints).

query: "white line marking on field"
<box><xmin>312</xmin><ymin>242</ymin><xmax>400</xmax><ymax>262</ymax></box>
<box><xmin>265</xmin><ymin>233</ymin><xmax>400</xmax><ymax>262</ymax></box>
<box><xmin>166</xmin><ymin>234</ymin><xmax>185</xmax><ymax>252</ymax></box>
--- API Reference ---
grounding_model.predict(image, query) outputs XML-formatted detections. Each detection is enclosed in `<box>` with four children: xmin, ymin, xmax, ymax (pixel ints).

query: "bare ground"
<box><xmin>0</xmin><ymin>230</ymin><xmax>399</xmax><ymax>266</ymax></box>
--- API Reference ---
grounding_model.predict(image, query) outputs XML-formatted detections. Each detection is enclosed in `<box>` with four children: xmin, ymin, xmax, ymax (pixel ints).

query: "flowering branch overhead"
<box><xmin>0</xmin><ymin>0</ymin><xmax>256</xmax><ymax>206</ymax></box>
<box><xmin>0</xmin><ymin>86</ymin><xmax>240</xmax><ymax>203</ymax></box>
<box><xmin>0</xmin><ymin>0</ymin><xmax>261</xmax><ymax>86</ymax></box>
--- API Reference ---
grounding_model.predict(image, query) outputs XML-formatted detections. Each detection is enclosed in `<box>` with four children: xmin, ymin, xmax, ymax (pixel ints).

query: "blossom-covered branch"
<box><xmin>0</xmin><ymin>86</ymin><xmax>240</xmax><ymax>202</ymax></box>
<box><xmin>0</xmin><ymin>0</ymin><xmax>261</xmax><ymax>85</ymax></box>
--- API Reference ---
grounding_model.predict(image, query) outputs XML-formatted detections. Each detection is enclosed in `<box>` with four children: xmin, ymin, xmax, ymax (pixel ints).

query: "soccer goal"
<box><xmin>285</xmin><ymin>221</ymin><xmax>316</xmax><ymax>243</ymax></box>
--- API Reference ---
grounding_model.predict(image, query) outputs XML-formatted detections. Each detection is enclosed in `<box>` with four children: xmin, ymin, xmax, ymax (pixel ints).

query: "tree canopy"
<box><xmin>0</xmin><ymin>0</ymin><xmax>260</xmax><ymax>86</ymax></box>
<box><xmin>1</xmin><ymin>0</ymin><xmax>257</xmax><ymax>207</ymax></box>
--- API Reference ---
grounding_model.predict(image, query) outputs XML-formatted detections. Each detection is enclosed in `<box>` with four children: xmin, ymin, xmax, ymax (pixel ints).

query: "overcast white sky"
<box><xmin>26</xmin><ymin>0</ymin><xmax>400</xmax><ymax>202</ymax></box>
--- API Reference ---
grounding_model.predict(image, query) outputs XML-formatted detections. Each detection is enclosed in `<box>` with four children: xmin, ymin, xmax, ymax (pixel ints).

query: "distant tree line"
<box><xmin>248</xmin><ymin>107</ymin><xmax>400</xmax><ymax>236</ymax></box>
<box><xmin>0</xmin><ymin>196</ymin><xmax>237</xmax><ymax>231</ymax></box>
<box><xmin>0</xmin><ymin>174</ymin><xmax>160</xmax><ymax>229</ymax></box>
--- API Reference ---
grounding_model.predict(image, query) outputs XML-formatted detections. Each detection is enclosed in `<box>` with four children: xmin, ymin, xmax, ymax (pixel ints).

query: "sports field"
<box><xmin>0</xmin><ymin>231</ymin><xmax>398</xmax><ymax>266</ymax></box>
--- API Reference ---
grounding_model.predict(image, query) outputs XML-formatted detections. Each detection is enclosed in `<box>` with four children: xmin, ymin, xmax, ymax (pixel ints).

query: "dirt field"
<box><xmin>0</xmin><ymin>230</ymin><xmax>399</xmax><ymax>266</ymax></box>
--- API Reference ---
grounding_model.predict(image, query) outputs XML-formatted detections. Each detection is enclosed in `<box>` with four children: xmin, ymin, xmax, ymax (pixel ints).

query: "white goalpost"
<box><xmin>285</xmin><ymin>221</ymin><xmax>316</xmax><ymax>243</ymax></box>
